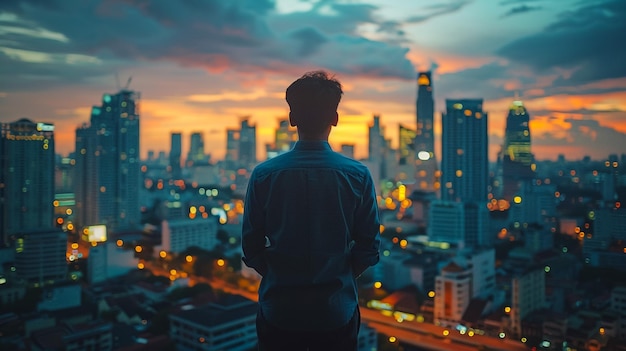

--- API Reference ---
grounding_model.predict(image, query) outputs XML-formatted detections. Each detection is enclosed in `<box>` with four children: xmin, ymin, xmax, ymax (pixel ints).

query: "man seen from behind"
<box><xmin>242</xmin><ymin>70</ymin><xmax>381</xmax><ymax>350</ymax></box>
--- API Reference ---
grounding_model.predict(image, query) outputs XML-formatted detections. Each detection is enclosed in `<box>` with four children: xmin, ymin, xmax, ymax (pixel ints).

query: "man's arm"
<box><xmin>241</xmin><ymin>172</ymin><xmax>268</xmax><ymax>276</ymax></box>
<box><xmin>351</xmin><ymin>172</ymin><xmax>381</xmax><ymax>278</ymax></box>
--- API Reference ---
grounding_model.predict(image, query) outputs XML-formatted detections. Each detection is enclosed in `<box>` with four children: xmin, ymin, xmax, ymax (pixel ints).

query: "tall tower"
<box><xmin>238</xmin><ymin>118</ymin><xmax>256</xmax><ymax>169</ymax></box>
<box><xmin>415</xmin><ymin>71</ymin><xmax>439</xmax><ymax>191</ymax></box>
<box><xmin>398</xmin><ymin>124</ymin><xmax>416</xmax><ymax>181</ymax></box>
<box><xmin>0</xmin><ymin>119</ymin><xmax>56</xmax><ymax>245</ymax></box>
<box><xmin>441</xmin><ymin>99</ymin><xmax>488</xmax><ymax>203</ymax></box>
<box><xmin>74</xmin><ymin>90</ymin><xmax>141</xmax><ymax>232</ymax></box>
<box><xmin>187</xmin><ymin>132</ymin><xmax>205</xmax><ymax>166</ymax></box>
<box><xmin>170</xmin><ymin>132</ymin><xmax>182</xmax><ymax>178</ymax></box>
<box><xmin>501</xmin><ymin>100</ymin><xmax>534</xmax><ymax>200</ymax></box>
<box><xmin>368</xmin><ymin>115</ymin><xmax>386</xmax><ymax>180</ymax></box>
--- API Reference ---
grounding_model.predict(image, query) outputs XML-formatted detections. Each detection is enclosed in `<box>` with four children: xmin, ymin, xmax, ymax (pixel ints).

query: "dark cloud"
<box><xmin>497</xmin><ymin>0</ymin><xmax>626</xmax><ymax>86</ymax></box>
<box><xmin>0</xmin><ymin>0</ymin><xmax>416</xmax><ymax>91</ymax></box>
<box><xmin>406</xmin><ymin>0</ymin><xmax>471</xmax><ymax>23</ymax></box>
<box><xmin>435</xmin><ymin>62</ymin><xmax>532</xmax><ymax>101</ymax></box>
<box><xmin>288</xmin><ymin>27</ymin><xmax>328</xmax><ymax>57</ymax></box>
<box><xmin>500</xmin><ymin>5</ymin><xmax>542</xmax><ymax>18</ymax></box>
<box><xmin>499</xmin><ymin>0</ymin><xmax>543</xmax><ymax>5</ymax></box>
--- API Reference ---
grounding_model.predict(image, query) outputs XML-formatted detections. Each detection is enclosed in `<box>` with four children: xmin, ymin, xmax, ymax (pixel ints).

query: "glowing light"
<box><xmin>65</xmin><ymin>208</ymin><xmax>72</xmax><ymax>215</ymax></box>
<box><xmin>189</xmin><ymin>206</ymin><xmax>197</xmax><ymax>214</ymax></box>
<box><xmin>56</xmin><ymin>217</ymin><xmax>64</xmax><ymax>225</ymax></box>
<box><xmin>504</xmin><ymin>306</ymin><xmax>511</xmax><ymax>313</ymax></box>
<box><xmin>400</xmin><ymin>239</ymin><xmax>408</xmax><ymax>248</ymax></box>
<box><xmin>159</xmin><ymin>250</ymin><xmax>167</xmax><ymax>258</ymax></box>
<box><xmin>499</xmin><ymin>332</ymin><xmax>506</xmax><ymax>338</ymax></box>
<box><xmin>67</xmin><ymin>223</ymin><xmax>74</xmax><ymax>231</ymax></box>
<box><xmin>116</xmin><ymin>239</ymin><xmax>123</xmax><ymax>247</ymax></box>
<box><xmin>468</xmin><ymin>330</ymin><xmax>475</xmax><ymax>337</ymax></box>
<box><xmin>428</xmin><ymin>290</ymin><xmax>435</xmax><ymax>298</ymax></box>
<box><xmin>170</xmin><ymin>269</ymin><xmax>177</xmax><ymax>275</ymax></box>
<box><xmin>544</xmin><ymin>266</ymin><xmax>550</xmax><ymax>273</ymax></box>
<box><xmin>388</xmin><ymin>336</ymin><xmax>397</xmax><ymax>343</ymax></box>
<box><xmin>521</xmin><ymin>337</ymin><xmax>527</xmax><ymax>343</ymax></box>
<box><xmin>135</xmin><ymin>245</ymin><xmax>142</xmax><ymax>253</ymax></box>
<box><xmin>443</xmin><ymin>330</ymin><xmax>450</xmax><ymax>336</ymax></box>
<box><xmin>71</xmin><ymin>243</ymin><xmax>79</xmax><ymax>249</ymax></box>
<box><xmin>513</xmin><ymin>196</ymin><xmax>522</xmax><ymax>204</ymax></box>
<box><xmin>374</xmin><ymin>281</ymin><xmax>382</xmax><ymax>289</ymax></box>
<box><xmin>216</xmin><ymin>259</ymin><xmax>225</xmax><ymax>267</ymax></box>
<box><xmin>600</xmin><ymin>327</ymin><xmax>605</xmax><ymax>335</ymax></box>
<box><xmin>417</xmin><ymin>151</ymin><xmax>430</xmax><ymax>160</ymax></box>
<box><xmin>137</xmin><ymin>262</ymin><xmax>145</xmax><ymax>269</ymax></box>
<box><xmin>186</xmin><ymin>255</ymin><xmax>193</xmax><ymax>263</ymax></box>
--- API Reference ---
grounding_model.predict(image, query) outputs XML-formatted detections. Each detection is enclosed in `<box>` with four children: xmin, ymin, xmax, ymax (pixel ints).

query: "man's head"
<box><xmin>286</xmin><ymin>71</ymin><xmax>343</xmax><ymax>139</ymax></box>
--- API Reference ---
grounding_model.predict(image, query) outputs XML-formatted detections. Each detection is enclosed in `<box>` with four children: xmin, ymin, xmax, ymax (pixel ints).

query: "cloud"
<box><xmin>498</xmin><ymin>0</ymin><xmax>543</xmax><ymax>5</ymax></box>
<box><xmin>406</xmin><ymin>0</ymin><xmax>471</xmax><ymax>23</ymax></box>
<box><xmin>0</xmin><ymin>0</ymin><xmax>416</xmax><ymax>91</ymax></box>
<box><xmin>500</xmin><ymin>5</ymin><xmax>542</xmax><ymax>18</ymax></box>
<box><xmin>497</xmin><ymin>0</ymin><xmax>626</xmax><ymax>86</ymax></box>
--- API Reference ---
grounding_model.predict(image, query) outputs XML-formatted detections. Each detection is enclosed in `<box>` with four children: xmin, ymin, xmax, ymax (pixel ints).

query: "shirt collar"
<box><xmin>293</xmin><ymin>140</ymin><xmax>332</xmax><ymax>151</ymax></box>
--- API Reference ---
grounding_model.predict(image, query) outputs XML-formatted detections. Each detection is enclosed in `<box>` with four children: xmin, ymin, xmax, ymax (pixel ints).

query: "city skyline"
<box><xmin>1</xmin><ymin>0</ymin><xmax>625</xmax><ymax>161</ymax></box>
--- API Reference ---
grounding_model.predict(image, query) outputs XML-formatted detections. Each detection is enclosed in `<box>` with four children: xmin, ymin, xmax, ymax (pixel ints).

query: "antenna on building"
<box><xmin>124</xmin><ymin>76</ymin><xmax>132</xmax><ymax>90</ymax></box>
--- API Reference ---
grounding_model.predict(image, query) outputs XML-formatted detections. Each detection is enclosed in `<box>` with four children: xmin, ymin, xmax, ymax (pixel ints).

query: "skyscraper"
<box><xmin>0</xmin><ymin>119</ymin><xmax>56</xmax><ymax>245</ymax></box>
<box><xmin>368</xmin><ymin>115</ymin><xmax>386</xmax><ymax>180</ymax></box>
<box><xmin>441</xmin><ymin>99</ymin><xmax>488</xmax><ymax>203</ymax></box>
<box><xmin>398</xmin><ymin>124</ymin><xmax>416</xmax><ymax>180</ymax></box>
<box><xmin>238</xmin><ymin>118</ymin><xmax>256</xmax><ymax>169</ymax></box>
<box><xmin>501</xmin><ymin>100</ymin><xmax>535</xmax><ymax>200</ymax></box>
<box><xmin>74</xmin><ymin>90</ymin><xmax>141</xmax><ymax>232</ymax></box>
<box><xmin>170</xmin><ymin>132</ymin><xmax>182</xmax><ymax>178</ymax></box>
<box><xmin>186</xmin><ymin>132</ymin><xmax>205</xmax><ymax>166</ymax></box>
<box><xmin>415</xmin><ymin>71</ymin><xmax>439</xmax><ymax>191</ymax></box>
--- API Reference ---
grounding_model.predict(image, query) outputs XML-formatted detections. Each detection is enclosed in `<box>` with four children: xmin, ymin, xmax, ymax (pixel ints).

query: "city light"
<box><xmin>374</xmin><ymin>281</ymin><xmax>382</xmax><ymax>289</ymax></box>
<box><xmin>135</xmin><ymin>245</ymin><xmax>142</xmax><ymax>253</ymax></box>
<box><xmin>388</xmin><ymin>336</ymin><xmax>397</xmax><ymax>343</ymax></box>
<box><xmin>159</xmin><ymin>250</ymin><xmax>167</xmax><ymax>258</ymax></box>
<box><xmin>186</xmin><ymin>255</ymin><xmax>193</xmax><ymax>263</ymax></box>
<box><xmin>216</xmin><ymin>259</ymin><xmax>225</xmax><ymax>267</ymax></box>
<box><xmin>428</xmin><ymin>290</ymin><xmax>435</xmax><ymax>298</ymax></box>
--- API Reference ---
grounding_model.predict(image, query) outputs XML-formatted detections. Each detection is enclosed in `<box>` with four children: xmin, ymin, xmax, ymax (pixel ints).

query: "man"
<box><xmin>242</xmin><ymin>71</ymin><xmax>381</xmax><ymax>350</ymax></box>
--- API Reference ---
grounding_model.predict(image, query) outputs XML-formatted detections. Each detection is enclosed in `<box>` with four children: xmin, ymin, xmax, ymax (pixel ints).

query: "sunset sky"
<box><xmin>1</xmin><ymin>0</ymin><xmax>625</xmax><ymax>162</ymax></box>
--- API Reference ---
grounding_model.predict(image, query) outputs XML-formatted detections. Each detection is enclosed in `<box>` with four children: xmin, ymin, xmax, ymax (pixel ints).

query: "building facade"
<box><xmin>415</xmin><ymin>71</ymin><xmax>439</xmax><ymax>192</ymax></box>
<box><xmin>74</xmin><ymin>90</ymin><xmax>141</xmax><ymax>232</ymax></box>
<box><xmin>441</xmin><ymin>99</ymin><xmax>488</xmax><ymax>203</ymax></box>
<box><xmin>0</xmin><ymin>119</ymin><xmax>56</xmax><ymax>245</ymax></box>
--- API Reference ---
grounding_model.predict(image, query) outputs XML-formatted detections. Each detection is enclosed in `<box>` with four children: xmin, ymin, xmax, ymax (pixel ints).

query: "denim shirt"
<box><xmin>242</xmin><ymin>140</ymin><xmax>381</xmax><ymax>331</ymax></box>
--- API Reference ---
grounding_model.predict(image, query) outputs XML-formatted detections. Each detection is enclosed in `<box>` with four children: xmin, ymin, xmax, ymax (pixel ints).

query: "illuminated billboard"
<box><xmin>86</xmin><ymin>225</ymin><xmax>107</xmax><ymax>243</ymax></box>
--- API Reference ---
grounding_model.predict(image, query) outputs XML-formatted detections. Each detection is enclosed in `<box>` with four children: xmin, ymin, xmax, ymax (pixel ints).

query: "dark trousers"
<box><xmin>256</xmin><ymin>306</ymin><xmax>360</xmax><ymax>351</ymax></box>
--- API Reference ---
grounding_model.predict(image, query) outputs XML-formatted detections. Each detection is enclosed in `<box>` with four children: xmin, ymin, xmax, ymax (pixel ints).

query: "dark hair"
<box><xmin>285</xmin><ymin>70</ymin><xmax>343</xmax><ymax>134</ymax></box>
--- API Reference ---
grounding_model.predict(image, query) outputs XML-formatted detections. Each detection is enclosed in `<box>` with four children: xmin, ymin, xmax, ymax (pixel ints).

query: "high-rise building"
<box><xmin>170</xmin><ymin>132</ymin><xmax>182</xmax><ymax>178</ymax></box>
<box><xmin>266</xmin><ymin>118</ymin><xmax>297</xmax><ymax>159</ymax></box>
<box><xmin>501</xmin><ymin>100</ymin><xmax>535</xmax><ymax>200</ymax></box>
<box><xmin>415</xmin><ymin>72</ymin><xmax>439</xmax><ymax>191</ymax></box>
<box><xmin>441</xmin><ymin>99</ymin><xmax>488</xmax><ymax>203</ymax></box>
<box><xmin>428</xmin><ymin>200</ymin><xmax>490</xmax><ymax>249</ymax></box>
<box><xmin>14</xmin><ymin>229</ymin><xmax>67</xmax><ymax>286</ymax></box>
<box><xmin>224</xmin><ymin>118</ymin><xmax>257</xmax><ymax>170</ymax></box>
<box><xmin>510</xmin><ymin>267</ymin><xmax>546</xmax><ymax>338</ymax></box>
<box><xmin>74</xmin><ymin>90</ymin><xmax>141</xmax><ymax>232</ymax></box>
<box><xmin>0</xmin><ymin>119</ymin><xmax>56</xmax><ymax>245</ymax></box>
<box><xmin>398</xmin><ymin>124</ymin><xmax>416</xmax><ymax>181</ymax></box>
<box><xmin>186</xmin><ymin>132</ymin><xmax>205</xmax><ymax>166</ymax></box>
<box><xmin>368</xmin><ymin>114</ymin><xmax>387</xmax><ymax>180</ymax></box>
<box><xmin>238</xmin><ymin>118</ymin><xmax>256</xmax><ymax>169</ymax></box>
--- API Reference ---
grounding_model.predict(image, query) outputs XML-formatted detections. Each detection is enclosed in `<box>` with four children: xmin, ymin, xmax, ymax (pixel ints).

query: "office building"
<box><xmin>160</xmin><ymin>217</ymin><xmax>218</xmax><ymax>254</ymax></box>
<box><xmin>501</xmin><ymin>100</ymin><xmax>535</xmax><ymax>200</ymax></box>
<box><xmin>266</xmin><ymin>118</ymin><xmax>297</xmax><ymax>159</ymax></box>
<box><xmin>169</xmin><ymin>294</ymin><xmax>257</xmax><ymax>351</ymax></box>
<box><xmin>14</xmin><ymin>229</ymin><xmax>67</xmax><ymax>286</ymax></box>
<box><xmin>434</xmin><ymin>261</ymin><xmax>471</xmax><ymax>327</ymax></box>
<box><xmin>398</xmin><ymin>124</ymin><xmax>416</xmax><ymax>181</ymax></box>
<box><xmin>369</xmin><ymin>114</ymin><xmax>387</xmax><ymax>180</ymax></box>
<box><xmin>0</xmin><ymin>119</ymin><xmax>56</xmax><ymax>245</ymax></box>
<box><xmin>170</xmin><ymin>132</ymin><xmax>182</xmax><ymax>178</ymax></box>
<box><xmin>441</xmin><ymin>99</ymin><xmax>488</xmax><ymax>203</ymax></box>
<box><xmin>415</xmin><ymin>71</ymin><xmax>439</xmax><ymax>191</ymax></box>
<box><xmin>186</xmin><ymin>132</ymin><xmax>206</xmax><ymax>166</ymax></box>
<box><xmin>224</xmin><ymin>118</ymin><xmax>257</xmax><ymax>170</ymax></box>
<box><xmin>510</xmin><ymin>267</ymin><xmax>546</xmax><ymax>338</ymax></box>
<box><xmin>428</xmin><ymin>200</ymin><xmax>490</xmax><ymax>249</ymax></box>
<box><xmin>74</xmin><ymin>90</ymin><xmax>141</xmax><ymax>232</ymax></box>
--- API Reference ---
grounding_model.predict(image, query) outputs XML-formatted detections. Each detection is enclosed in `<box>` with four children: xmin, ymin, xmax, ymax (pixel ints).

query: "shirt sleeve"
<box><xmin>351</xmin><ymin>171</ymin><xmax>381</xmax><ymax>278</ymax></box>
<box><xmin>241</xmin><ymin>171</ymin><xmax>268</xmax><ymax>276</ymax></box>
